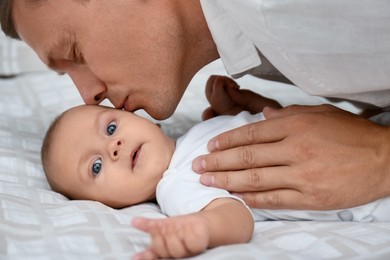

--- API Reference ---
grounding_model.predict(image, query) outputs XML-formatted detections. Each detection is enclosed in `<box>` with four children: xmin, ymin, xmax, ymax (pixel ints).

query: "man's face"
<box><xmin>12</xmin><ymin>0</ymin><xmax>191</xmax><ymax>119</ymax></box>
<box><xmin>50</xmin><ymin>105</ymin><xmax>175</xmax><ymax>208</ymax></box>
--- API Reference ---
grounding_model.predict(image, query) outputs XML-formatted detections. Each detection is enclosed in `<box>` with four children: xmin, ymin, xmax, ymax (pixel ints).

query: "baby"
<box><xmin>41</xmin><ymin>76</ymin><xmax>390</xmax><ymax>259</ymax></box>
<box><xmin>41</xmin><ymin>76</ymin><xmax>260</xmax><ymax>260</ymax></box>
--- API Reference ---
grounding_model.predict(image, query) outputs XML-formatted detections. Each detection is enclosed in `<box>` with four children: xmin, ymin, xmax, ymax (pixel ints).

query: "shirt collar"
<box><xmin>200</xmin><ymin>0</ymin><xmax>262</xmax><ymax>76</ymax></box>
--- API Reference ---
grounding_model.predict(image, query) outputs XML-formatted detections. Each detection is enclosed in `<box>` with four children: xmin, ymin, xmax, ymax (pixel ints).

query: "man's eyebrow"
<box><xmin>46</xmin><ymin>57</ymin><xmax>66</xmax><ymax>76</ymax></box>
<box><xmin>45</xmin><ymin>51</ymin><xmax>62</xmax><ymax>73</ymax></box>
<box><xmin>46</xmin><ymin>56</ymin><xmax>62</xmax><ymax>74</ymax></box>
<box><xmin>44</xmin><ymin>33</ymin><xmax>72</xmax><ymax>73</ymax></box>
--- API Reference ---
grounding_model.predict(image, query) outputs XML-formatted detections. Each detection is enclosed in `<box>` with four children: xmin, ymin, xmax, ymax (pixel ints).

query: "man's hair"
<box><xmin>1</xmin><ymin>0</ymin><xmax>21</xmax><ymax>39</ymax></box>
<box><xmin>1</xmin><ymin>0</ymin><xmax>89</xmax><ymax>40</ymax></box>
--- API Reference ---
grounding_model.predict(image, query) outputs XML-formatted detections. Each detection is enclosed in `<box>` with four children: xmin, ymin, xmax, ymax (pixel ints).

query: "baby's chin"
<box><xmin>89</xmin><ymin>197</ymin><xmax>130</xmax><ymax>209</ymax></box>
<box><xmin>100</xmin><ymin>199</ymin><xmax>144</xmax><ymax>209</ymax></box>
<box><xmin>98</xmin><ymin>192</ymin><xmax>157</xmax><ymax>209</ymax></box>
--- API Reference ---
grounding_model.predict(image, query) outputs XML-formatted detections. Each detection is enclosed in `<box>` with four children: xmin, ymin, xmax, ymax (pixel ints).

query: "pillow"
<box><xmin>0</xmin><ymin>31</ymin><xmax>47</xmax><ymax>76</ymax></box>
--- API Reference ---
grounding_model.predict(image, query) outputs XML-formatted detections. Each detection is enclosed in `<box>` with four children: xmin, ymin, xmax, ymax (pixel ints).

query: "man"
<box><xmin>1</xmin><ymin>0</ymin><xmax>390</xmax><ymax>211</ymax></box>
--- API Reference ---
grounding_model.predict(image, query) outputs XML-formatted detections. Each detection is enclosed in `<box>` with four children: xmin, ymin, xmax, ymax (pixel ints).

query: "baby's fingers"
<box><xmin>132</xmin><ymin>217</ymin><xmax>151</xmax><ymax>232</ymax></box>
<box><xmin>132</xmin><ymin>217</ymin><xmax>176</xmax><ymax>258</ymax></box>
<box><xmin>132</xmin><ymin>249</ymin><xmax>157</xmax><ymax>260</ymax></box>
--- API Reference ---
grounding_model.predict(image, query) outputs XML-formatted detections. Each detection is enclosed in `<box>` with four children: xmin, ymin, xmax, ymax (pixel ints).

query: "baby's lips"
<box><xmin>130</xmin><ymin>145</ymin><xmax>142</xmax><ymax>169</ymax></box>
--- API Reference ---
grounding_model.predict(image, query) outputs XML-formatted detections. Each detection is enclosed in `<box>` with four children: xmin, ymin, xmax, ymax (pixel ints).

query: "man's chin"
<box><xmin>136</xmin><ymin>106</ymin><xmax>175</xmax><ymax>120</ymax></box>
<box><xmin>149</xmin><ymin>109</ymin><xmax>175</xmax><ymax>120</ymax></box>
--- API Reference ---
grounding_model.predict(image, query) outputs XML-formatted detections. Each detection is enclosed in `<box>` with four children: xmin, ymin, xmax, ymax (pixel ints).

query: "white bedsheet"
<box><xmin>1</xmin><ymin>60</ymin><xmax>390</xmax><ymax>259</ymax></box>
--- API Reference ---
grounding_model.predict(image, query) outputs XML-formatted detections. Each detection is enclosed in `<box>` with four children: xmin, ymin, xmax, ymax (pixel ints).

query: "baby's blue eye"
<box><xmin>92</xmin><ymin>159</ymin><xmax>102</xmax><ymax>176</ymax></box>
<box><xmin>106</xmin><ymin>122</ymin><xmax>117</xmax><ymax>136</ymax></box>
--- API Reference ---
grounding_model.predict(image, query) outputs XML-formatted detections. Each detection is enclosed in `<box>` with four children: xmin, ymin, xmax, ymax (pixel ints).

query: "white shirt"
<box><xmin>200</xmin><ymin>0</ymin><xmax>390</xmax><ymax>109</ymax></box>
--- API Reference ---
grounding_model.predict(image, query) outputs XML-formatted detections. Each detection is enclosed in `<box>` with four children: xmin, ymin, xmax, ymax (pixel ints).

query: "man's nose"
<box><xmin>69</xmin><ymin>70</ymin><xmax>107</xmax><ymax>105</ymax></box>
<box><xmin>108</xmin><ymin>139</ymin><xmax>123</xmax><ymax>161</ymax></box>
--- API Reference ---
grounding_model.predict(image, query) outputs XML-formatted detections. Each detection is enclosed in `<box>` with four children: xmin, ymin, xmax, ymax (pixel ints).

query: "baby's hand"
<box><xmin>132</xmin><ymin>214</ymin><xmax>210</xmax><ymax>259</ymax></box>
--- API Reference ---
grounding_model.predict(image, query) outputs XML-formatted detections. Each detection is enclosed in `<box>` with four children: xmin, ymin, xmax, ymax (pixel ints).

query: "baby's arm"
<box><xmin>132</xmin><ymin>198</ymin><xmax>253</xmax><ymax>259</ymax></box>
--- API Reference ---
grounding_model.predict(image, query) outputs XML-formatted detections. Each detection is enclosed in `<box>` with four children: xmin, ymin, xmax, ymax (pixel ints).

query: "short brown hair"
<box><xmin>0</xmin><ymin>0</ymin><xmax>21</xmax><ymax>39</ymax></box>
<box><xmin>1</xmin><ymin>0</ymin><xmax>88</xmax><ymax>40</ymax></box>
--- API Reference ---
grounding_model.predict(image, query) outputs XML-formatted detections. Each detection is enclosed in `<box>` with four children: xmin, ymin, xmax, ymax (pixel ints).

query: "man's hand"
<box><xmin>193</xmin><ymin>104</ymin><xmax>390</xmax><ymax>210</ymax></box>
<box><xmin>202</xmin><ymin>75</ymin><xmax>281</xmax><ymax>120</ymax></box>
<box><xmin>132</xmin><ymin>215</ymin><xmax>210</xmax><ymax>259</ymax></box>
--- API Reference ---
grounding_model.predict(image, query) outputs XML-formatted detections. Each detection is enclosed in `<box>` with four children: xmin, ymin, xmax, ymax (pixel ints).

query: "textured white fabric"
<box><xmin>200</xmin><ymin>0</ymin><xmax>390</xmax><ymax>108</ymax></box>
<box><xmin>1</xmin><ymin>61</ymin><xmax>390</xmax><ymax>259</ymax></box>
<box><xmin>0</xmin><ymin>32</ymin><xmax>47</xmax><ymax>76</ymax></box>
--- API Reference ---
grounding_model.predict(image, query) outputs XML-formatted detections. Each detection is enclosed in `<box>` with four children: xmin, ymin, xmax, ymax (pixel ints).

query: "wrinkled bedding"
<box><xmin>1</xmin><ymin>45</ymin><xmax>390</xmax><ymax>259</ymax></box>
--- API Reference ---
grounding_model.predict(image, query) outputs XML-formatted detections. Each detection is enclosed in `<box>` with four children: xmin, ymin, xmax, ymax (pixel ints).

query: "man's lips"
<box><xmin>113</xmin><ymin>95</ymin><xmax>128</xmax><ymax>110</ymax></box>
<box><xmin>115</xmin><ymin>96</ymin><xmax>137</xmax><ymax>112</ymax></box>
<box><xmin>131</xmin><ymin>145</ymin><xmax>142</xmax><ymax>169</ymax></box>
<box><xmin>124</xmin><ymin>98</ymin><xmax>139</xmax><ymax>113</ymax></box>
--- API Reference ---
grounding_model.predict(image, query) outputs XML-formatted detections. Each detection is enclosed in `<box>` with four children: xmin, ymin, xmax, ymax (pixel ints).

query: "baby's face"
<box><xmin>50</xmin><ymin>105</ymin><xmax>175</xmax><ymax>208</ymax></box>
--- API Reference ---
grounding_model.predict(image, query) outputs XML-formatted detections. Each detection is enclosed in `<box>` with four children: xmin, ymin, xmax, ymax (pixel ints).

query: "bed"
<box><xmin>1</xmin><ymin>32</ymin><xmax>390</xmax><ymax>259</ymax></box>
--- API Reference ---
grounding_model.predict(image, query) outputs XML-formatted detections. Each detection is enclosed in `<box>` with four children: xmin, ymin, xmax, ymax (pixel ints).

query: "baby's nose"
<box><xmin>109</xmin><ymin>139</ymin><xmax>123</xmax><ymax>160</ymax></box>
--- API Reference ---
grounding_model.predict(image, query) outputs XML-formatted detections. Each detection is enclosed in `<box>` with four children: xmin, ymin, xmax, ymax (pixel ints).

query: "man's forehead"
<box><xmin>16</xmin><ymin>1</ymin><xmax>80</xmax><ymax>64</ymax></box>
<box><xmin>24</xmin><ymin>0</ymin><xmax>46</xmax><ymax>8</ymax></box>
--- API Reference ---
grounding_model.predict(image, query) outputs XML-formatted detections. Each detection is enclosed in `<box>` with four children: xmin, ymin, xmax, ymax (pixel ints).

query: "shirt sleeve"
<box><xmin>156</xmin><ymin>112</ymin><xmax>261</xmax><ymax>217</ymax></box>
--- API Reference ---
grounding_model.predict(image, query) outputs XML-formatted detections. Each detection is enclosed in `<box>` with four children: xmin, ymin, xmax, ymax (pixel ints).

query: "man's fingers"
<box><xmin>205</xmin><ymin>75</ymin><xmax>238</xmax><ymax>114</ymax></box>
<box><xmin>206</xmin><ymin>105</ymin><xmax>341</xmax><ymax>153</ymax></box>
<box><xmin>200</xmin><ymin>166</ymin><xmax>297</xmax><ymax>192</ymax></box>
<box><xmin>202</xmin><ymin>107</ymin><xmax>218</xmax><ymax>120</ymax></box>
<box><xmin>194</xmin><ymin>139</ymin><xmax>291</xmax><ymax>173</ymax></box>
<box><xmin>206</xmin><ymin>119</ymin><xmax>288</xmax><ymax>153</ymax></box>
<box><xmin>228</xmin><ymin>88</ymin><xmax>282</xmax><ymax>113</ymax></box>
<box><xmin>205</xmin><ymin>75</ymin><xmax>239</xmax><ymax>101</ymax></box>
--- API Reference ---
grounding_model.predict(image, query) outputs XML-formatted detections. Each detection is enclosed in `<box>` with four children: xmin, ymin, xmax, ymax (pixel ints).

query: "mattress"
<box><xmin>1</xmin><ymin>56</ymin><xmax>390</xmax><ymax>259</ymax></box>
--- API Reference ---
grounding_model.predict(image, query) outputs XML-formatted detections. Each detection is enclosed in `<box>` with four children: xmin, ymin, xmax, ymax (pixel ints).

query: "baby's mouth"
<box><xmin>131</xmin><ymin>145</ymin><xmax>142</xmax><ymax>170</ymax></box>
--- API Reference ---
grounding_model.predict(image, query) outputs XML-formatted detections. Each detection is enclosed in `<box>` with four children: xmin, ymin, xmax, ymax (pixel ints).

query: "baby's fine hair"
<box><xmin>41</xmin><ymin>111</ymin><xmax>69</xmax><ymax>195</ymax></box>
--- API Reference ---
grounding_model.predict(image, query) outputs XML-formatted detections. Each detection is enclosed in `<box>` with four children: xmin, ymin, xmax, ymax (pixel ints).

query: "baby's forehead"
<box><xmin>67</xmin><ymin>105</ymin><xmax>105</xmax><ymax>116</ymax></box>
<box><xmin>61</xmin><ymin>105</ymin><xmax>104</xmax><ymax>125</ymax></box>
